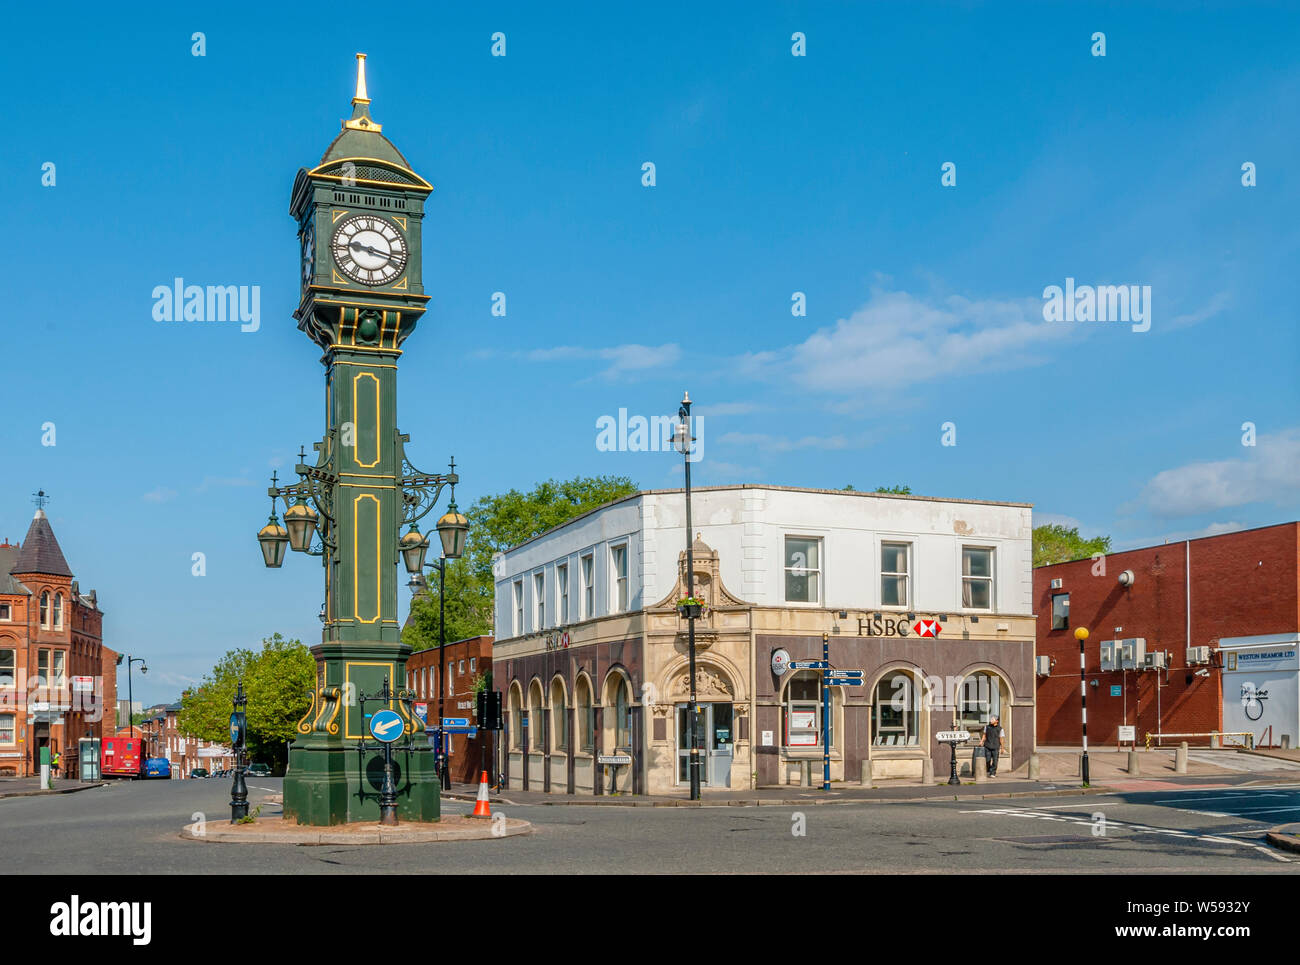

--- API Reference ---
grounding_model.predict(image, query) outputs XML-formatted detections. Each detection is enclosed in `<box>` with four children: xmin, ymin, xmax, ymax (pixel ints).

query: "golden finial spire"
<box><xmin>343</xmin><ymin>53</ymin><xmax>382</xmax><ymax>132</ymax></box>
<box><xmin>353</xmin><ymin>53</ymin><xmax>370</xmax><ymax>105</ymax></box>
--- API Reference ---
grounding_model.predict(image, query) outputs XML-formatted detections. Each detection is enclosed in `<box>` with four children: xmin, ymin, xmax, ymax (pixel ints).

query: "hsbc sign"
<box><xmin>857</xmin><ymin>615</ymin><xmax>945</xmax><ymax>638</ymax></box>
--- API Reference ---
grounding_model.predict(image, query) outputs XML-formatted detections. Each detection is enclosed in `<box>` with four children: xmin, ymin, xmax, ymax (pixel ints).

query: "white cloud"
<box><xmin>143</xmin><ymin>487</ymin><xmax>177</xmax><ymax>503</ymax></box>
<box><xmin>525</xmin><ymin>343</ymin><xmax>680</xmax><ymax>380</ymax></box>
<box><xmin>1135</xmin><ymin>428</ymin><xmax>1300</xmax><ymax>517</ymax></box>
<box><xmin>1115</xmin><ymin>521</ymin><xmax>1250</xmax><ymax>550</ymax></box>
<box><xmin>738</xmin><ymin>287</ymin><xmax>1072</xmax><ymax>393</ymax></box>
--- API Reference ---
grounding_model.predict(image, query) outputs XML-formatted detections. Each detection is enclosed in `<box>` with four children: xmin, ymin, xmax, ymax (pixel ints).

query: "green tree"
<box><xmin>1033</xmin><ymin>524</ymin><xmax>1112</xmax><ymax>568</ymax></box>
<box><xmin>404</xmin><ymin>474</ymin><xmax>639</xmax><ymax>651</ymax></box>
<box><xmin>178</xmin><ymin>633</ymin><xmax>314</xmax><ymax>770</ymax></box>
<box><xmin>873</xmin><ymin>485</ymin><xmax>912</xmax><ymax>495</ymax></box>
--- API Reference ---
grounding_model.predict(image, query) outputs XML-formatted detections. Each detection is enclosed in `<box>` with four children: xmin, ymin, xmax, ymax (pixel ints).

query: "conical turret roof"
<box><xmin>12</xmin><ymin>509</ymin><xmax>73</xmax><ymax>577</ymax></box>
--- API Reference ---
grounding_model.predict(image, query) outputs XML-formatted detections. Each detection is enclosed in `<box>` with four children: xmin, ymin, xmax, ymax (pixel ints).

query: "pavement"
<box><xmin>0</xmin><ymin>777</ymin><xmax>106</xmax><ymax>798</ymax></box>
<box><xmin>446</xmin><ymin>748</ymin><xmax>1300</xmax><ymax>808</ymax></box>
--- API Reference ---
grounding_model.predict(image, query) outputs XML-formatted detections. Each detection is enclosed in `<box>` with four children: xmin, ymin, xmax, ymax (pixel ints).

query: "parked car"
<box><xmin>189</xmin><ymin>767</ymin><xmax>209</xmax><ymax>779</ymax></box>
<box><xmin>144</xmin><ymin>757</ymin><xmax>171</xmax><ymax>779</ymax></box>
<box><xmin>245</xmin><ymin>763</ymin><xmax>271</xmax><ymax>778</ymax></box>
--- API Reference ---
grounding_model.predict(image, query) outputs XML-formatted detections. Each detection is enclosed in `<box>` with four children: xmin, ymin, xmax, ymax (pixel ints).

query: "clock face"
<box><xmin>301</xmin><ymin>222</ymin><xmax>315</xmax><ymax>287</ymax></box>
<box><xmin>331</xmin><ymin>215</ymin><xmax>407</xmax><ymax>286</ymax></box>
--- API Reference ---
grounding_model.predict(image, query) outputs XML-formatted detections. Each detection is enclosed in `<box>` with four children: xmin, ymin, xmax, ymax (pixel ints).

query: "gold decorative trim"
<box><xmin>344</xmin><ymin>661</ymin><xmax>395</xmax><ymax>739</ymax></box>
<box><xmin>351</xmin><ymin>371</ymin><xmax>381</xmax><ymax>468</ymax></box>
<box><xmin>352</xmin><ymin>494</ymin><xmax>382</xmax><ymax>624</ymax></box>
<box><xmin>310</xmin><ymin>156</ymin><xmax>433</xmax><ymax>191</ymax></box>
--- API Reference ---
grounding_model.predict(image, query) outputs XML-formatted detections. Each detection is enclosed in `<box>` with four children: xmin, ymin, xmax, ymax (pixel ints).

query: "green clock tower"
<box><xmin>264</xmin><ymin>54</ymin><xmax>460</xmax><ymax>825</ymax></box>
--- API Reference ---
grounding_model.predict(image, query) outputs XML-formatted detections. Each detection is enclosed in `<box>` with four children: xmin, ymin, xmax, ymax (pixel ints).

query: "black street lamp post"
<box><xmin>672</xmin><ymin>393</ymin><xmax>701</xmax><ymax>801</ymax></box>
<box><xmin>429</xmin><ymin>465</ymin><xmax>468</xmax><ymax>792</ymax></box>
<box><xmin>357</xmin><ymin>675</ymin><xmax>418</xmax><ymax>826</ymax></box>
<box><xmin>123</xmin><ymin>655</ymin><xmax>147</xmax><ymax>741</ymax></box>
<box><xmin>230</xmin><ymin>679</ymin><xmax>249</xmax><ymax>822</ymax></box>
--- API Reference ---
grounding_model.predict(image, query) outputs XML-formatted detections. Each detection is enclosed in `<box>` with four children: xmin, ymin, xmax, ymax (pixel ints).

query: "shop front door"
<box><xmin>676</xmin><ymin>703</ymin><xmax>733</xmax><ymax>788</ymax></box>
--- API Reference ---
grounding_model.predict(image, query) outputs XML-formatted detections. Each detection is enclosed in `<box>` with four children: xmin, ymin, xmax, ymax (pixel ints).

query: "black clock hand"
<box><xmin>348</xmin><ymin>241</ymin><xmax>395</xmax><ymax>261</ymax></box>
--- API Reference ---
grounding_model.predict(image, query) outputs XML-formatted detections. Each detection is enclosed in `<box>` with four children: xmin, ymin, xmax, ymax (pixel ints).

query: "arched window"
<box><xmin>873</xmin><ymin>672</ymin><xmax>918</xmax><ymax>746</ymax></box>
<box><xmin>39</xmin><ymin>592</ymin><xmax>50</xmax><ymax>629</ymax></box>
<box><xmin>508</xmin><ymin>685</ymin><xmax>523</xmax><ymax>750</ymax></box>
<box><xmin>957</xmin><ymin>671</ymin><xmax>1003</xmax><ymax>732</ymax></box>
<box><xmin>53</xmin><ymin>594</ymin><xmax>63</xmax><ymax>630</ymax></box>
<box><xmin>575</xmin><ymin>676</ymin><xmax>594</xmax><ymax>752</ymax></box>
<box><xmin>614</xmin><ymin>678</ymin><xmax>631</xmax><ymax>750</ymax></box>
<box><xmin>529</xmin><ymin>683</ymin><xmax>545</xmax><ymax>751</ymax></box>
<box><xmin>550</xmin><ymin>678</ymin><xmax>568</xmax><ymax>752</ymax></box>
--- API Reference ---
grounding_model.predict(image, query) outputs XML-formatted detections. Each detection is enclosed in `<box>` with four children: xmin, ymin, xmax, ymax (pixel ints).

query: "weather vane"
<box><xmin>32</xmin><ymin>490</ymin><xmax>49</xmax><ymax>510</ymax></box>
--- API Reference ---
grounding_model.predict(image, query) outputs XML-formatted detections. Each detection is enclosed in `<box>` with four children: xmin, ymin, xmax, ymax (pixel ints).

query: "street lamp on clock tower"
<box><xmin>262</xmin><ymin>54</ymin><xmax>460</xmax><ymax>826</ymax></box>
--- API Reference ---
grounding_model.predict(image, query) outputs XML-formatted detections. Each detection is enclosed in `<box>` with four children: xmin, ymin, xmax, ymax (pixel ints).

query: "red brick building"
<box><xmin>1035</xmin><ymin>522</ymin><xmax>1300</xmax><ymax>747</ymax></box>
<box><xmin>405</xmin><ymin>635</ymin><xmax>494</xmax><ymax>783</ymax></box>
<box><xmin>120</xmin><ymin>703</ymin><xmax>233</xmax><ymax>777</ymax></box>
<box><xmin>0</xmin><ymin>507</ymin><xmax>119</xmax><ymax>777</ymax></box>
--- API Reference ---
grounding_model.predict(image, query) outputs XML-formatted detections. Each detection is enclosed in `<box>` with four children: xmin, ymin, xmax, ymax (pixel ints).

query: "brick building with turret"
<box><xmin>0</xmin><ymin>503</ymin><xmax>118</xmax><ymax>777</ymax></box>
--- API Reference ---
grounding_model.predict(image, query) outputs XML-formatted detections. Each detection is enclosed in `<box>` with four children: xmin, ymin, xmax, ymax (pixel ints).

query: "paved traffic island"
<box><xmin>1266</xmin><ymin>823</ymin><xmax>1300</xmax><ymax>855</ymax></box>
<box><xmin>181</xmin><ymin>814</ymin><xmax>532</xmax><ymax>845</ymax></box>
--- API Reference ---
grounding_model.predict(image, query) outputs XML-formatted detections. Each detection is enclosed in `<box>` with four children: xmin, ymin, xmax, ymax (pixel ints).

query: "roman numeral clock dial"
<box><xmin>330</xmin><ymin>214</ymin><xmax>408</xmax><ymax>285</ymax></box>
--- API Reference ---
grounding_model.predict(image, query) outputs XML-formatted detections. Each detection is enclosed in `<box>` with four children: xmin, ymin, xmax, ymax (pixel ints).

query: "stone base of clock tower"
<box><xmin>284</xmin><ymin>743</ymin><xmax>441</xmax><ymax>826</ymax></box>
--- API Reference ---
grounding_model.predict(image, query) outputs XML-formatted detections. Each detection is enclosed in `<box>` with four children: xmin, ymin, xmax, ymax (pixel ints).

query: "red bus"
<box><xmin>101</xmin><ymin>736</ymin><xmax>145</xmax><ymax>778</ymax></box>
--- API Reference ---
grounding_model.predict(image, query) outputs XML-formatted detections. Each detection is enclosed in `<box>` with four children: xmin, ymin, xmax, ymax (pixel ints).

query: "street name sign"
<box><xmin>936</xmin><ymin>730</ymin><xmax>971</xmax><ymax>742</ymax></box>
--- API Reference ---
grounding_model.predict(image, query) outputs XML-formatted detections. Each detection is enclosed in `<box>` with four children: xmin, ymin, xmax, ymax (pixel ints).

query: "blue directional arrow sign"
<box><xmin>788</xmin><ymin>661</ymin><xmax>828</xmax><ymax>670</ymax></box>
<box><xmin>369</xmin><ymin>709</ymin><xmax>405</xmax><ymax>743</ymax></box>
<box><xmin>441</xmin><ymin>717</ymin><xmax>469</xmax><ymax>727</ymax></box>
<box><xmin>825</xmin><ymin>669</ymin><xmax>865</xmax><ymax>679</ymax></box>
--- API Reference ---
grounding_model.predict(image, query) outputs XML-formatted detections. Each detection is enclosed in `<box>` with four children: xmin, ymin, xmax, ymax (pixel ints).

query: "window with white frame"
<box><xmin>1</xmin><ymin>713</ymin><xmax>16</xmax><ymax>744</ymax></box>
<box><xmin>1051</xmin><ymin>593</ymin><xmax>1069</xmax><ymax>630</ymax></box>
<box><xmin>581</xmin><ymin>554</ymin><xmax>594</xmax><ymax>618</ymax></box>
<box><xmin>534</xmin><ymin>572</ymin><xmax>545</xmax><ymax>630</ymax></box>
<box><xmin>961</xmin><ymin>546</ymin><xmax>994</xmax><ymax>609</ymax></box>
<box><xmin>39</xmin><ymin>591</ymin><xmax>50</xmax><ymax>629</ymax></box>
<box><xmin>610</xmin><ymin>544</ymin><xmax>628</xmax><ymax>613</ymax></box>
<box><xmin>557</xmin><ymin>563</ymin><xmax>569</xmax><ymax>623</ymax></box>
<box><xmin>470</xmin><ymin>657</ymin><xmax>476</xmax><ymax>673</ymax></box>
<box><xmin>784</xmin><ymin>536</ymin><xmax>822</xmax><ymax>604</ymax></box>
<box><xmin>36</xmin><ymin>649</ymin><xmax>49</xmax><ymax>689</ymax></box>
<box><xmin>53</xmin><ymin>593</ymin><xmax>63</xmax><ymax>630</ymax></box>
<box><xmin>0</xmin><ymin>602</ymin><xmax>10</xmax><ymax>621</ymax></box>
<box><xmin>880</xmin><ymin>541</ymin><xmax>910</xmax><ymax>608</ymax></box>
<box><xmin>0</xmin><ymin>648</ymin><xmax>13</xmax><ymax>688</ymax></box>
<box><xmin>512</xmin><ymin>580</ymin><xmax>523</xmax><ymax>636</ymax></box>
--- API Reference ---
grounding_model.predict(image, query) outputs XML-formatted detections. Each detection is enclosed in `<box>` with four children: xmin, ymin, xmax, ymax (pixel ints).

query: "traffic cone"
<box><xmin>471</xmin><ymin>770</ymin><xmax>492</xmax><ymax>818</ymax></box>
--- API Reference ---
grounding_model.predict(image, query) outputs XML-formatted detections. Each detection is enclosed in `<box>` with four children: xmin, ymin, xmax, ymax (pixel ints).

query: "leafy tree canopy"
<box><xmin>404</xmin><ymin>475</ymin><xmax>638</xmax><ymax>651</ymax></box>
<box><xmin>177</xmin><ymin>633</ymin><xmax>314</xmax><ymax>768</ymax></box>
<box><xmin>1033</xmin><ymin>523</ymin><xmax>1112</xmax><ymax>568</ymax></box>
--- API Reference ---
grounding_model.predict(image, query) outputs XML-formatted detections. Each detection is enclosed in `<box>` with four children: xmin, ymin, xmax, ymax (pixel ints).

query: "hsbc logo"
<box><xmin>856</xmin><ymin>615</ymin><xmax>945</xmax><ymax>638</ymax></box>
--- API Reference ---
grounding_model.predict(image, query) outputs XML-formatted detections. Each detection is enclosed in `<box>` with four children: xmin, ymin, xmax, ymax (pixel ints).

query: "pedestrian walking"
<box><xmin>51</xmin><ymin>749</ymin><xmax>61</xmax><ymax>779</ymax></box>
<box><xmin>978</xmin><ymin>714</ymin><xmax>1004</xmax><ymax>776</ymax></box>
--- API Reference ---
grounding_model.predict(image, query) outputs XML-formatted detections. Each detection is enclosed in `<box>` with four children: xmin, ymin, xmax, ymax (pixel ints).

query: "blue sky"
<box><xmin>2</xmin><ymin>2</ymin><xmax>1297</xmax><ymax>705</ymax></box>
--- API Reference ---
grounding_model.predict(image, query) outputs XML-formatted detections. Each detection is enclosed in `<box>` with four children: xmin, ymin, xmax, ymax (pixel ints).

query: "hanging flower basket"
<box><xmin>676</xmin><ymin>597</ymin><xmax>706</xmax><ymax>619</ymax></box>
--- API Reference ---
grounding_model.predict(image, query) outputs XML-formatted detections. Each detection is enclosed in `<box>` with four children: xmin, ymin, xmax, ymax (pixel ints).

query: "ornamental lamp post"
<box><xmin>256</xmin><ymin>474</ymin><xmax>290</xmax><ymax>568</ymax></box>
<box><xmin>284</xmin><ymin>496</ymin><xmax>320</xmax><ymax>554</ymax></box>
<box><xmin>124</xmin><ymin>656</ymin><xmax>147</xmax><ymax>741</ymax></box>
<box><xmin>669</xmin><ymin>392</ymin><xmax>701</xmax><ymax>802</ymax></box>
<box><xmin>432</xmin><ymin>467</ymin><xmax>468</xmax><ymax>790</ymax></box>
<box><xmin>400</xmin><ymin>524</ymin><xmax>430</xmax><ymax>576</ymax></box>
<box><xmin>1075</xmin><ymin>626</ymin><xmax>1091</xmax><ymax>786</ymax></box>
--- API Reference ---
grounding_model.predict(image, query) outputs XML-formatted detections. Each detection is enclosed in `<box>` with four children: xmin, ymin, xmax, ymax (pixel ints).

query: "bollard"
<box><xmin>1175</xmin><ymin>741</ymin><xmax>1188</xmax><ymax>774</ymax></box>
<box><xmin>801</xmin><ymin>760</ymin><xmax>812</xmax><ymax>787</ymax></box>
<box><xmin>921</xmin><ymin>757</ymin><xmax>934</xmax><ymax>785</ymax></box>
<box><xmin>973</xmin><ymin>751</ymin><xmax>987</xmax><ymax>783</ymax></box>
<box><xmin>1283</xmin><ymin>735</ymin><xmax>1292</xmax><ymax>750</ymax></box>
<box><xmin>1027</xmin><ymin>753</ymin><xmax>1040</xmax><ymax>781</ymax></box>
<box><xmin>1127</xmin><ymin>750</ymin><xmax>1141</xmax><ymax>775</ymax></box>
<box><xmin>860</xmin><ymin>759</ymin><xmax>873</xmax><ymax>788</ymax></box>
<box><xmin>1078</xmin><ymin>753</ymin><xmax>1087</xmax><ymax>778</ymax></box>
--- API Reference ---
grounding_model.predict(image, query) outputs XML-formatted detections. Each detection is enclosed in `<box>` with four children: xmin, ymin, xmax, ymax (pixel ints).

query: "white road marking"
<box><xmin>960</xmin><ymin>807</ymin><xmax>1292</xmax><ymax>862</ymax></box>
